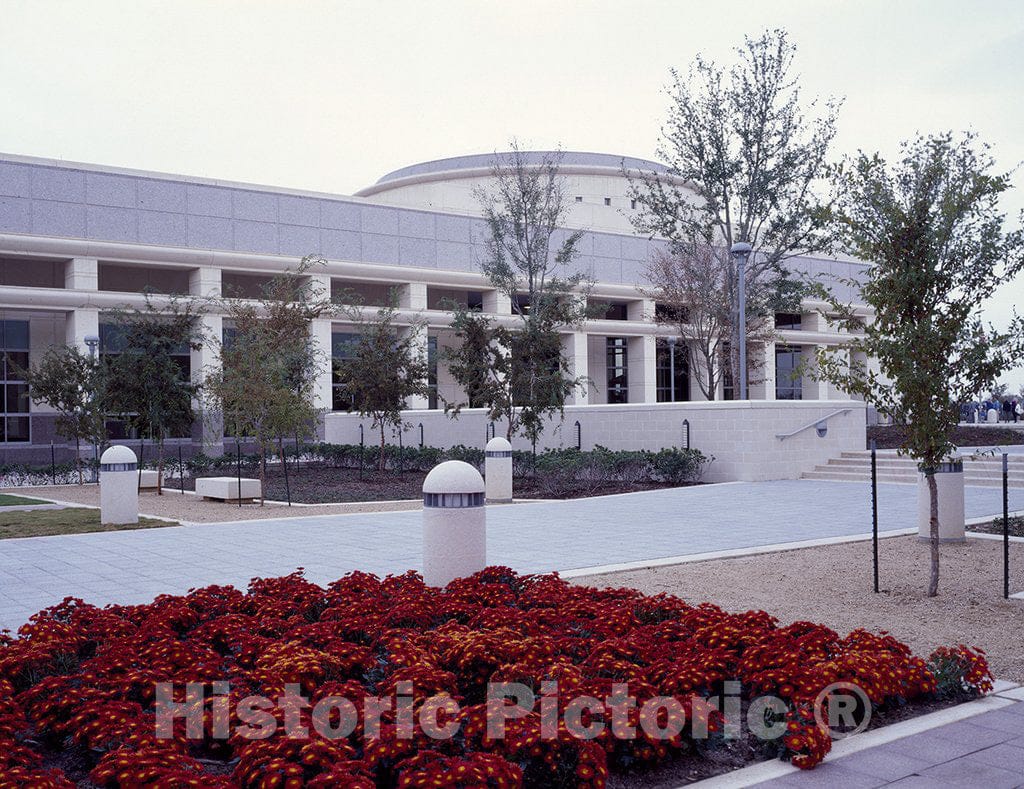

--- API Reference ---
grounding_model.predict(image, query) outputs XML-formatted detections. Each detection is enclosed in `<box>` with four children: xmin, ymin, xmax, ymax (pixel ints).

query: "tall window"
<box><xmin>427</xmin><ymin>335</ymin><xmax>438</xmax><ymax>410</ymax></box>
<box><xmin>776</xmin><ymin>346</ymin><xmax>803</xmax><ymax>400</ymax></box>
<box><xmin>331</xmin><ymin>332</ymin><xmax>360</xmax><ymax>411</ymax></box>
<box><xmin>721</xmin><ymin>342</ymin><xmax>734</xmax><ymax>401</ymax></box>
<box><xmin>606</xmin><ymin>337</ymin><xmax>628</xmax><ymax>404</ymax></box>
<box><xmin>656</xmin><ymin>340</ymin><xmax>690</xmax><ymax>402</ymax></box>
<box><xmin>1</xmin><ymin>320</ymin><xmax>30</xmax><ymax>443</ymax></box>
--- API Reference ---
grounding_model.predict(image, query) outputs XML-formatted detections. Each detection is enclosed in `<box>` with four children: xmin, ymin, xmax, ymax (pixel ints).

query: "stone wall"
<box><xmin>324</xmin><ymin>400</ymin><xmax>867</xmax><ymax>483</ymax></box>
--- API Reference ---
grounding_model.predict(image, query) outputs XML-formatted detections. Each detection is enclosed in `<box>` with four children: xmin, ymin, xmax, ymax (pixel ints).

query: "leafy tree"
<box><xmin>105</xmin><ymin>295</ymin><xmax>203</xmax><ymax>493</ymax></box>
<box><xmin>205</xmin><ymin>257</ymin><xmax>333</xmax><ymax>500</ymax></box>
<box><xmin>631</xmin><ymin>29</ymin><xmax>839</xmax><ymax>395</ymax></box>
<box><xmin>332</xmin><ymin>304</ymin><xmax>430</xmax><ymax>471</ymax></box>
<box><xmin>815</xmin><ymin>132</ymin><xmax>1024</xmax><ymax>597</ymax></box>
<box><xmin>445</xmin><ymin>143</ymin><xmax>591</xmax><ymax>443</ymax></box>
<box><xmin>20</xmin><ymin>346</ymin><xmax>108</xmax><ymax>484</ymax></box>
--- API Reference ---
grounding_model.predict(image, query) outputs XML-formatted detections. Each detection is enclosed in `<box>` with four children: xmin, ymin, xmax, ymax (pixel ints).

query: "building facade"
<box><xmin>0</xmin><ymin>150</ymin><xmax>871</xmax><ymax>466</ymax></box>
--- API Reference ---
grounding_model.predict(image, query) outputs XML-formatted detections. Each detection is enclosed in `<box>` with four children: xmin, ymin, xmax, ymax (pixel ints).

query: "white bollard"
<box><xmin>917</xmin><ymin>457</ymin><xmax>965</xmax><ymax>542</ymax></box>
<box><xmin>100</xmin><ymin>445</ymin><xmax>139</xmax><ymax>525</ymax></box>
<box><xmin>422</xmin><ymin>460</ymin><xmax>486</xmax><ymax>587</ymax></box>
<box><xmin>987</xmin><ymin>408</ymin><xmax>999</xmax><ymax>424</ymax></box>
<box><xmin>485</xmin><ymin>436</ymin><xmax>513</xmax><ymax>503</ymax></box>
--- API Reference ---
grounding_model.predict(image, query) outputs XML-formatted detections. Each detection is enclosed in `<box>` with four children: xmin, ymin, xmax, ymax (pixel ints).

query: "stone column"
<box><xmin>801</xmin><ymin>345</ymin><xmax>824</xmax><ymax>400</ymax></box>
<box><xmin>627</xmin><ymin>335</ymin><xmax>657</xmax><ymax>403</ymax></box>
<box><xmin>762</xmin><ymin>341</ymin><xmax>777</xmax><ymax>400</ymax></box>
<box><xmin>687</xmin><ymin>344</ymin><xmax>712</xmax><ymax>402</ymax></box>
<box><xmin>402</xmin><ymin>323</ymin><xmax>430</xmax><ymax>410</ymax></box>
<box><xmin>189</xmin><ymin>266</ymin><xmax>222</xmax><ymax>300</ymax></box>
<box><xmin>561</xmin><ymin>331</ymin><xmax>589</xmax><ymax>405</ymax></box>
<box><xmin>626</xmin><ymin>298</ymin><xmax>654</xmax><ymax>323</ymax></box>
<box><xmin>482</xmin><ymin>289</ymin><xmax>511</xmax><ymax>315</ymax></box>
<box><xmin>65</xmin><ymin>308</ymin><xmax>100</xmax><ymax>353</ymax></box>
<box><xmin>309</xmin><ymin>318</ymin><xmax>334</xmax><ymax>413</ymax></box>
<box><xmin>399</xmin><ymin>282</ymin><xmax>428</xmax><ymax>311</ymax></box>
<box><xmin>65</xmin><ymin>257</ymin><xmax>98</xmax><ymax>291</ymax></box>
<box><xmin>191</xmin><ymin>313</ymin><xmax>223</xmax><ymax>454</ymax></box>
<box><xmin>189</xmin><ymin>268</ymin><xmax>224</xmax><ymax>454</ymax></box>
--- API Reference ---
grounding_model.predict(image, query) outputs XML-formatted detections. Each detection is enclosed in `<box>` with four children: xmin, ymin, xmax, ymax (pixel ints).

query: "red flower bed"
<box><xmin>0</xmin><ymin>567</ymin><xmax>992</xmax><ymax>787</ymax></box>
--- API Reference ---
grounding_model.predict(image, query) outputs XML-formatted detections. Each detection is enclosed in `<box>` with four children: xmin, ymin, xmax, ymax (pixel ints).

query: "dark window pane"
<box><xmin>6</xmin><ymin>384</ymin><xmax>29</xmax><ymax>414</ymax></box>
<box><xmin>5</xmin><ymin>351</ymin><xmax>29</xmax><ymax>380</ymax></box>
<box><xmin>3</xmin><ymin>320</ymin><xmax>29</xmax><ymax>349</ymax></box>
<box><xmin>775</xmin><ymin>313</ymin><xmax>802</xmax><ymax>330</ymax></box>
<box><xmin>6</xmin><ymin>416</ymin><xmax>29</xmax><ymax>442</ymax></box>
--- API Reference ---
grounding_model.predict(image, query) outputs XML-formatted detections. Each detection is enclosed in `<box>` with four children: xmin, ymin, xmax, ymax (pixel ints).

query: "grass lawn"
<box><xmin>0</xmin><ymin>493</ymin><xmax>52</xmax><ymax>507</ymax></box>
<box><xmin>0</xmin><ymin>508</ymin><xmax>177</xmax><ymax>539</ymax></box>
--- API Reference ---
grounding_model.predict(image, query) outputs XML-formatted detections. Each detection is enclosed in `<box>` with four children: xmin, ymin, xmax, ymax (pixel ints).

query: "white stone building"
<box><xmin>0</xmin><ymin>150</ymin><xmax>871</xmax><ymax>478</ymax></box>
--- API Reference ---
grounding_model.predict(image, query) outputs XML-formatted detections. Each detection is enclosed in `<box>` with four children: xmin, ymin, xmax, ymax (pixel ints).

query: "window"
<box><xmin>776</xmin><ymin>346</ymin><xmax>803</xmax><ymax>400</ymax></box>
<box><xmin>603</xmin><ymin>197</ymin><xmax>611</xmax><ymax>206</ymax></box>
<box><xmin>606</xmin><ymin>338</ymin><xmax>628</xmax><ymax>403</ymax></box>
<box><xmin>426</xmin><ymin>288</ymin><xmax>484</xmax><ymax>312</ymax></box>
<box><xmin>655</xmin><ymin>302</ymin><xmax>689</xmax><ymax>324</ymax></box>
<box><xmin>656</xmin><ymin>340</ymin><xmax>689</xmax><ymax>402</ymax></box>
<box><xmin>0</xmin><ymin>258</ymin><xmax>63</xmax><ymax>289</ymax></box>
<box><xmin>1</xmin><ymin>320</ymin><xmax>30</xmax><ymax>442</ymax></box>
<box><xmin>331</xmin><ymin>332</ymin><xmax>360</xmax><ymax>411</ymax></box>
<box><xmin>630</xmin><ymin>199</ymin><xmax>637</xmax><ymax>210</ymax></box>
<box><xmin>427</xmin><ymin>335</ymin><xmax>438</xmax><ymax>410</ymax></box>
<box><xmin>721</xmin><ymin>342</ymin><xmax>734</xmax><ymax>401</ymax></box>
<box><xmin>575</xmin><ymin>196</ymin><xmax>583</xmax><ymax>203</ymax></box>
<box><xmin>592</xmin><ymin>300</ymin><xmax>628</xmax><ymax>320</ymax></box>
<box><xmin>775</xmin><ymin>312</ymin><xmax>803</xmax><ymax>330</ymax></box>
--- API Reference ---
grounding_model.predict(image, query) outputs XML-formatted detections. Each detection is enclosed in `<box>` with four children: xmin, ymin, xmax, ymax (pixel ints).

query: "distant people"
<box><xmin>1015</xmin><ymin>398</ymin><xmax>1022</xmax><ymax>423</ymax></box>
<box><xmin>1002</xmin><ymin>398</ymin><xmax>1013</xmax><ymax>423</ymax></box>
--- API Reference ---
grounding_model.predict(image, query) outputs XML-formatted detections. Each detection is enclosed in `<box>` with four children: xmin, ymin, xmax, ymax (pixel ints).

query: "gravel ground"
<box><xmin>13</xmin><ymin>484</ymin><xmax>422</xmax><ymax>523</ymax></box>
<box><xmin>575</xmin><ymin>535</ymin><xmax>1024</xmax><ymax>682</ymax></box>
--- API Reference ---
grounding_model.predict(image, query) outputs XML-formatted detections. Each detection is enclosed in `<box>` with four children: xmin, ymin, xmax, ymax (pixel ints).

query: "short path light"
<box><xmin>422</xmin><ymin>461</ymin><xmax>486</xmax><ymax>587</ymax></box>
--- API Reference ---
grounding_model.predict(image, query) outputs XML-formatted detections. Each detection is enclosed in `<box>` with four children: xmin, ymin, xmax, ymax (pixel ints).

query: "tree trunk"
<box><xmin>258</xmin><ymin>443</ymin><xmax>266</xmax><ymax>507</ymax></box>
<box><xmin>926</xmin><ymin>470</ymin><xmax>940</xmax><ymax>597</ymax></box>
<box><xmin>379</xmin><ymin>423</ymin><xmax>387</xmax><ymax>472</ymax></box>
<box><xmin>76</xmin><ymin>436</ymin><xmax>83</xmax><ymax>486</ymax></box>
<box><xmin>156</xmin><ymin>437</ymin><xmax>164</xmax><ymax>496</ymax></box>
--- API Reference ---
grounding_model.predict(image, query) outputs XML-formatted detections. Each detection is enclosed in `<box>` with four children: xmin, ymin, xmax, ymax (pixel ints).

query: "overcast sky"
<box><xmin>2</xmin><ymin>0</ymin><xmax>1022</xmax><ymax>389</ymax></box>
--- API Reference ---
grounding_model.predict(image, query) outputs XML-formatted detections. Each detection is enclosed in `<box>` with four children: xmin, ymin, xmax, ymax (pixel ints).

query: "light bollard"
<box><xmin>485</xmin><ymin>436</ymin><xmax>513</xmax><ymax>503</ymax></box>
<box><xmin>100</xmin><ymin>445</ymin><xmax>139</xmax><ymax>526</ymax></box>
<box><xmin>917</xmin><ymin>457</ymin><xmax>965</xmax><ymax>542</ymax></box>
<box><xmin>422</xmin><ymin>461</ymin><xmax>486</xmax><ymax>587</ymax></box>
<box><xmin>988</xmin><ymin>408</ymin><xmax>1000</xmax><ymax>424</ymax></box>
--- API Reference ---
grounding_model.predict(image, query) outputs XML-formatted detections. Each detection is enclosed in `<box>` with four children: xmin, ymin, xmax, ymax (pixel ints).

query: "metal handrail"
<box><xmin>775</xmin><ymin>407</ymin><xmax>854</xmax><ymax>441</ymax></box>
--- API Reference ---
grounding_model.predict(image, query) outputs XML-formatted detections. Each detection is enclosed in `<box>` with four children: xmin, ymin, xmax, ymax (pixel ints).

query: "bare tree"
<box><xmin>632</xmin><ymin>29</ymin><xmax>839</xmax><ymax>393</ymax></box>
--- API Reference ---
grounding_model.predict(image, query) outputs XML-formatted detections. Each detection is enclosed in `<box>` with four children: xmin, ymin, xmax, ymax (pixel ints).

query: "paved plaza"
<box><xmin>1</xmin><ymin>479</ymin><xmax>1022</xmax><ymax>633</ymax></box>
<box><xmin>753</xmin><ymin>693</ymin><xmax>1024</xmax><ymax>787</ymax></box>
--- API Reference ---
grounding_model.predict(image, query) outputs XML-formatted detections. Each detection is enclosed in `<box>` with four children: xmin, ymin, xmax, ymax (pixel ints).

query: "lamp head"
<box><xmin>729</xmin><ymin>241</ymin><xmax>752</xmax><ymax>258</ymax></box>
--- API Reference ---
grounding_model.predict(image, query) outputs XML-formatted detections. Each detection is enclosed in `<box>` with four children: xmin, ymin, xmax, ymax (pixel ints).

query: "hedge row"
<box><xmin>0</xmin><ymin>443</ymin><xmax>713</xmax><ymax>491</ymax></box>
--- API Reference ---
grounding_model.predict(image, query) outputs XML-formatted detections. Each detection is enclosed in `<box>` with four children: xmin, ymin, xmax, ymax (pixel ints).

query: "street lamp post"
<box><xmin>84</xmin><ymin>334</ymin><xmax>101</xmax><ymax>482</ymax></box>
<box><xmin>667</xmin><ymin>336</ymin><xmax>677</xmax><ymax>402</ymax></box>
<box><xmin>729</xmin><ymin>242</ymin><xmax>752</xmax><ymax>400</ymax></box>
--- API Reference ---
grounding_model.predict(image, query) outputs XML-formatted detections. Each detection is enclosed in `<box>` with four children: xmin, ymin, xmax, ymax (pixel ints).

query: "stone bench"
<box><xmin>195</xmin><ymin>477</ymin><xmax>262</xmax><ymax>503</ymax></box>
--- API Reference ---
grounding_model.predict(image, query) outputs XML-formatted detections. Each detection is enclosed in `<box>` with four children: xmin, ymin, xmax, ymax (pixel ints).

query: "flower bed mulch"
<box><xmin>0</xmin><ymin>568</ymin><xmax>993</xmax><ymax>787</ymax></box>
<box><xmin>867</xmin><ymin>424</ymin><xmax>1024</xmax><ymax>450</ymax></box>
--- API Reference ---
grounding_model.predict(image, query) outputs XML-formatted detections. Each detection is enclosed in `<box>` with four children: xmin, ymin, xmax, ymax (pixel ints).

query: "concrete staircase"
<box><xmin>802</xmin><ymin>450</ymin><xmax>1024</xmax><ymax>488</ymax></box>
